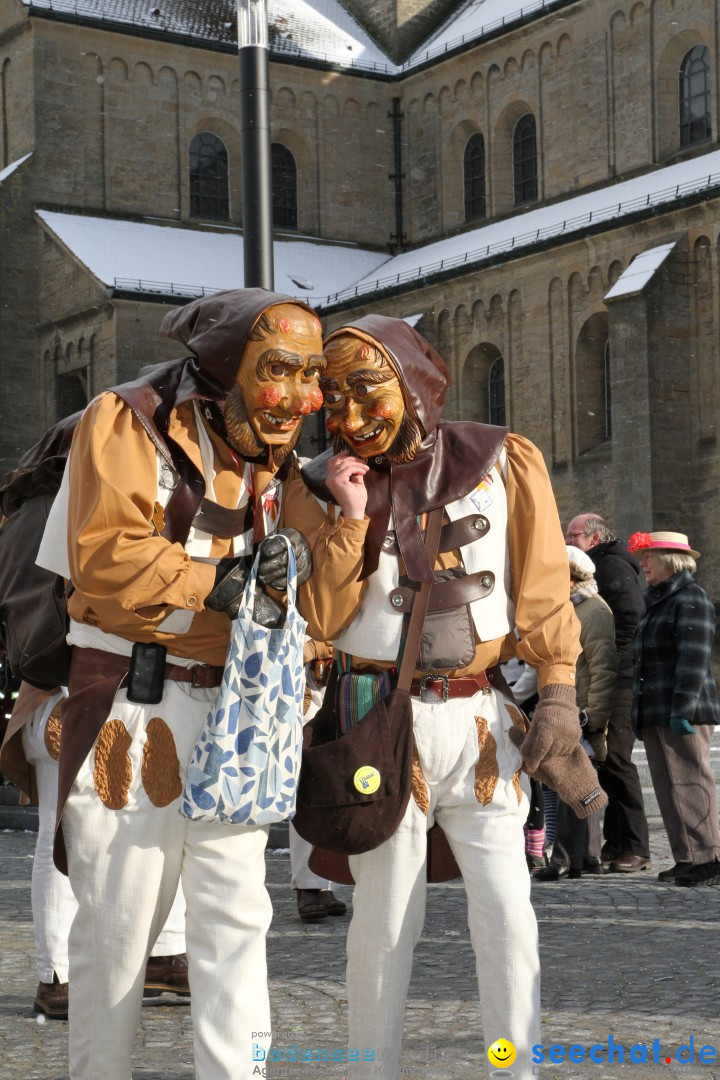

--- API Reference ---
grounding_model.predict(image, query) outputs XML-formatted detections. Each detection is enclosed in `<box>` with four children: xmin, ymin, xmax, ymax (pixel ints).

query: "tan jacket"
<box><xmin>294</xmin><ymin>433</ymin><xmax>580</xmax><ymax>689</ymax></box>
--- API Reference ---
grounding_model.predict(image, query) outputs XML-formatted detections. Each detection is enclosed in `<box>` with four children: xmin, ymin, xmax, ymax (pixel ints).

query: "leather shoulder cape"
<box><xmin>302</xmin><ymin>420</ymin><xmax>508</xmax><ymax>582</ymax></box>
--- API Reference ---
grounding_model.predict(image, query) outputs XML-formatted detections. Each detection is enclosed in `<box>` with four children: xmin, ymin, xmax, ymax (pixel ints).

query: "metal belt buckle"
<box><xmin>190</xmin><ymin>665</ymin><xmax>205</xmax><ymax>688</ymax></box>
<box><xmin>419</xmin><ymin>673</ymin><xmax>449</xmax><ymax>704</ymax></box>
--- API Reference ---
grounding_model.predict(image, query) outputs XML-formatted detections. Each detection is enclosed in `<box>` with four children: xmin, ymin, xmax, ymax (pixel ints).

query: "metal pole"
<box><xmin>238</xmin><ymin>0</ymin><xmax>274</xmax><ymax>290</ymax></box>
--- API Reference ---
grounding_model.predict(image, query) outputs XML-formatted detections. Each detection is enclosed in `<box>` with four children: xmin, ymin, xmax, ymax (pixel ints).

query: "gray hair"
<box><xmin>656</xmin><ymin>551</ymin><xmax>696</xmax><ymax>575</ymax></box>
<box><xmin>583</xmin><ymin>515</ymin><xmax>615</xmax><ymax>543</ymax></box>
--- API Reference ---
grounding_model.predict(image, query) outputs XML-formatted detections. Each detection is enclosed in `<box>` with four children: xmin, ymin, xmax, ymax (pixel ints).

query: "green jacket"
<box><xmin>574</xmin><ymin>594</ymin><xmax>617</xmax><ymax>743</ymax></box>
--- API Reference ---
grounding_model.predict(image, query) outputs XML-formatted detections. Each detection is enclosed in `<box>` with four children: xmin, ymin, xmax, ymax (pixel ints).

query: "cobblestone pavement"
<box><xmin>1</xmin><ymin>821</ymin><xmax>718</xmax><ymax>1080</ymax></box>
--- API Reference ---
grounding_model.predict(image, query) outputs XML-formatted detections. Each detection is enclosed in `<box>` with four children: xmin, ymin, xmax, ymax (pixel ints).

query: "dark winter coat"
<box><xmin>631</xmin><ymin>570</ymin><xmax>719</xmax><ymax>733</ymax></box>
<box><xmin>588</xmin><ymin>540</ymin><xmax>645</xmax><ymax>687</ymax></box>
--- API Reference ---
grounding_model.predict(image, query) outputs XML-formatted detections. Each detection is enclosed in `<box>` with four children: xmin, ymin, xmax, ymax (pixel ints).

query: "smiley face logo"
<box><xmin>487</xmin><ymin>1039</ymin><xmax>516</xmax><ymax>1069</ymax></box>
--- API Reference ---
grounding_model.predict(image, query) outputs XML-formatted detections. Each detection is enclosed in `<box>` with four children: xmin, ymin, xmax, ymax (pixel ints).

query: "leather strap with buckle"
<box><xmin>75</xmin><ymin>647</ymin><xmax>223</xmax><ymax>689</ymax></box>
<box><xmin>410</xmin><ymin>671</ymin><xmax>492</xmax><ymax>703</ymax></box>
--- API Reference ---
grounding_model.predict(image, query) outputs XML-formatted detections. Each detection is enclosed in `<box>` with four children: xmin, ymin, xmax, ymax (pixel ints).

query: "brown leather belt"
<box><xmin>410</xmin><ymin>671</ymin><xmax>492</xmax><ymax>704</ymax></box>
<box><xmin>76</xmin><ymin>647</ymin><xmax>224</xmax><ymax>688</ymax></box>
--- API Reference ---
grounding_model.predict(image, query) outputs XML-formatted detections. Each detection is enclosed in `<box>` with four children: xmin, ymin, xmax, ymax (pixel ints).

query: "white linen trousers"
<box><xmin>61</xmin><ymin>674</ymin><xmax>272</xmax><ymax>1080</ymax></box>
<box><xmin>22</xmin><ymin>690</ymin><xmax>186</xmax><ymax>983</ymax></box>
<box><xmin>347</xmin><ymin>686</ymin><xmax>541</xmax><ymax>1080</ymax></box>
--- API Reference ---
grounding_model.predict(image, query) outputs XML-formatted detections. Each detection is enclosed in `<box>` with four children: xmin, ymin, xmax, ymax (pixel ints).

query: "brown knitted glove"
<box><xmin>507</xmin><ymin>683</ymin><xmax>580</xmax><ymax>769</ymax></box>
<box><xmin>530</xmin><ymin>745</ymin><xmax>608</xmax><ymax>819</ymax></box>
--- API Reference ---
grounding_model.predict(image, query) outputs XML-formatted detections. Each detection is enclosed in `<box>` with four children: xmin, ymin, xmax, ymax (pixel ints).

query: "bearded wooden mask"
<box><xmin>321</xmin><ymin>334</ymin><xmax>422</xmax><ymax>463</ymax></box>
<box><xmin>224</xmin><ymin>303</ymin><xmax>325</xmax><ymax>462</ymax></box>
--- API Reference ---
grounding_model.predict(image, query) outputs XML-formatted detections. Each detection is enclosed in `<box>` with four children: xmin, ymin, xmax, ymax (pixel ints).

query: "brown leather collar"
<box><xmin>301</xmin><ymin>420</ymin><xmax>507</xmax><ymax>581</ymax></box>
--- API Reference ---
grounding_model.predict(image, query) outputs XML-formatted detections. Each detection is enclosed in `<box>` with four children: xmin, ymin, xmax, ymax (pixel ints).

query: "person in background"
<box><xmin>503</xmin><ymin>660</ymin><xmax>545</xmax><ymax>870</ymax></box>
<box><xmin>534</xmin><ymin>545</ymin><xmax>617</xmax><ymax>881</ymax></box>
<box><xmin>565</xmin><ymin>512</ymin><xmax>650</xmax><ymax>873</ymax></box>
<box><xmin>0</xmin><ymin>683</ymin><xmax>189</xmax><ymax>1020</ymax></box>
<box><xmin>628</xmin><ymin>531</ymin><xmax>720</xmax><ymax>887</ymax></box>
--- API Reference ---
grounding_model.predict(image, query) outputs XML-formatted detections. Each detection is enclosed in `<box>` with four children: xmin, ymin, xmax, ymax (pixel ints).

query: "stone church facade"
<box><xmin>1</xmin><ymin>0</ymin><xmax>719</xmax><ymax>604</ymax></box>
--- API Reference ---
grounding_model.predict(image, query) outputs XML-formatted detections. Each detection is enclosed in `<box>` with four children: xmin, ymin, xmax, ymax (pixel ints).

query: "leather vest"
<box><xmin>333</xmin><ymin>452</ymin><xmax>513</xmax><ymax>664</ymax></box>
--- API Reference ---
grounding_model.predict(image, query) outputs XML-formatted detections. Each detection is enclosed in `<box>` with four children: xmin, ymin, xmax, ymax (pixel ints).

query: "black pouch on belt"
<box><xmin>127</xmin><ymin>642</ymin><xmax>167</xmax><ymax>704</ymax></box>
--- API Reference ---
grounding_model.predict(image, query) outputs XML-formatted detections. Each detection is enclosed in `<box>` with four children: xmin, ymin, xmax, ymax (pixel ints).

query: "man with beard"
<box><xmin>299</xmin><ymin>317</ymin><xmax>605</xmax><ymax>1080</ymax></box>
<box><xmin>45</xmin><ymin>289</ymin><xmax>337</xmax><ymax>1080</ymax></box>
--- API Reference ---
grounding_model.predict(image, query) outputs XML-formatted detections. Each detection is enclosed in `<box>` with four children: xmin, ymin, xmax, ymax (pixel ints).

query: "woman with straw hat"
<box><xmin>628</xmin><ymin>531</ymin><xmax>720</xmax><ymax>886</ymax></box>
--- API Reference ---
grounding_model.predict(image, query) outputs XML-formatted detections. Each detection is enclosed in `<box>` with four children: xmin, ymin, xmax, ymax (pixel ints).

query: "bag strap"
<box><xmin>395</xmin><ymin>507</ymin><xmax>444</xmax><ymax>694</ymax></box>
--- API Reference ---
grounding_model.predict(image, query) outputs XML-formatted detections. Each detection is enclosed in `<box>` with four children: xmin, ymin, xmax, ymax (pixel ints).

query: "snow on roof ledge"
<box><xmin>34</xmin><ymin>211</ymin><xmax>391</xmax><ymax>306</ymax></box>
<box><xmin>604</xmin><ymin>243</ymin><xmax>676</xmax><ymax>301</ymax></box>
<box><xmin>0</xmin><ymin>152</ymin><xmax>32</xmax><ymax>184</ymax></box>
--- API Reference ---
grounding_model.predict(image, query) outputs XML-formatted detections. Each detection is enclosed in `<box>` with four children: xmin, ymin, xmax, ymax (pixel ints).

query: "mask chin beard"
<box><xmin>224</xmin><ymin>384</ymin><xmax>301</xmax><ymax>467</ymax></box>
<box><xmin>333</xmin><ymin>412</ymin><xmax>422</xmax><ymax>465</ymax></box>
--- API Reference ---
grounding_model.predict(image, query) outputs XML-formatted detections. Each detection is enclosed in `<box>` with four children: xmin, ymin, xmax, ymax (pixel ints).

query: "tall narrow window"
<box><xmin>190</xmin><ymin>132</ymin><xmax>229</xmax><ymax>221</ymax></box>
<box><xmin>604</xmin><ymin>338</ymin><xmax>612</xmax><ymax>440</ymax></box>
<box><xmin>463</xmin><ymin>133</ymin><xmax>486</xmax><ymax>222</ymax></box>
<box><xmin>679</xmin><ymin>45</ymin><xmax>711</xmax><ymax>147</ymax></box>
<box><xmin>272</xmin><ymin>143</ymin><xmax>298</xmax><ymax>230</ymax></box>
<box><xmin>488</xmin><ymin>357</ymin><xmax>506</xmax><ymax>426</ymax></box>
<box><xmin>512</xmin><ymin>113</ymin><xmax>537</xmax><ymax>206</ymax></box>
<box><xmin>575</xmin><ymin>314</ymin><xmax>610</xmax><ymax>453</ymax></box>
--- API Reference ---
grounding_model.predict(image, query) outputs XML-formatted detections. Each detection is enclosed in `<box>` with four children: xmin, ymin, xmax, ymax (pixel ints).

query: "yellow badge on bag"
<box><xmin>354</xmin><ymin>766</ymin><xmax>381</xmax><ymax>794</ymax></box>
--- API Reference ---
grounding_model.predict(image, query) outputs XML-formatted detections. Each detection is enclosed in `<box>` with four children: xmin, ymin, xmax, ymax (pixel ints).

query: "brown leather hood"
<box><xmin>108</xmin><ymin>289</ymin><xmax>314</xmax><ymax>545</ymax></box>
<box><xmin>324</xmin><ymin>314</ymin><xmax>449</xmax><ymax>438</ymax></box>
<box><xmin>306</xmin><ymin>315</ymin><xmax>507</xmax><ymax>583</ymax></box>
<box><xmin>160</xmin><ymin>287</ymin><xmax>316</xmax><ymax>399</ymax></box>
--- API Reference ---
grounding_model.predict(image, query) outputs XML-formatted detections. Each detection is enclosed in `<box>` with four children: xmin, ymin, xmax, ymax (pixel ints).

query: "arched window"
<box><xmin>189</xmin><ymin>132</ymin><xmax>229</xmax><ymax>221</ymax></box>
<box><xmin>272</xmin><ymin>143</ymin><xmax>298</xmax><ymax>230</ymax></box>
<box><xmin>488</xmin><ymin>357</ymin><xmax>506</xmax><ymax>426</ymax></box>
<box><xmin>679</xmin><ymin>45</ymin><xmax>711</xmax><ymax>147</ymax></box>
<box><xmin>463</xmin><ymin>133</ymin><xmax>486</xmax><ymax>223</ymax></box>
<box><xmin>512</xmin><ymin>114</ymin><xmax>537</xmax><ymax>206</ymax></box>
<box><xmin>575</xmin><ymin>313</ymin><xmax>611</xmax><ymax>453</ymax></box>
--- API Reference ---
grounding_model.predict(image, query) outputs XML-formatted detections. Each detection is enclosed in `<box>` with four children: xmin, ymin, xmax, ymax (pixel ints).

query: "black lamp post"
<box><xmin>238</xmin><ymin>0</ymin><xmax>274</xmax><ymax>289</ymax></box>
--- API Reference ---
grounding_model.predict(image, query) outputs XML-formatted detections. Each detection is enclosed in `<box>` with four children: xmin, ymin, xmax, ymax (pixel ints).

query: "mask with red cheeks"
<box><xmin>224</xmin><ymin>304</ymin><xmax>325</xmax><ymax>458</ymax></box>
<box><xmin>321</xmin><ymin>336</ymin><xmax>408</xmax><ymax>459</ymax></box>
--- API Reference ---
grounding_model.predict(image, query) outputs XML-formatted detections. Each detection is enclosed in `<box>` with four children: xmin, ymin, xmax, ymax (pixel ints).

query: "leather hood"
<box><xmin>305</xmin><ymin>316</ymin><xmax>507</xmax><ymax>583</ymax></box>
<box><xmin>159</xmin><ymin>287</ymin><xmax>316</xmax><ymax>401</ymax></box>
<box><xmin>324</xmin><ymin>314</ymin><xmax>449</xmax><ymax>439</ymax></box>
<box><xmin>108</xmin><ymin>288</ymin><xmax>314</xmax><ymax>545</ymax></box>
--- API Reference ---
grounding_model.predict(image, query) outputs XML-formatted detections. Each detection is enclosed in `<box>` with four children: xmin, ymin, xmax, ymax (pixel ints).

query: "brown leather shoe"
<box><xmin>34</xmin><ymin>973</ymin><xmax>69</xmax><ymax>1020</ymax></box>
<box><xmin>609</xmin><ymin>854</ymin><xmax>650</xmax><ymax>873</ymax></box>
<box><xmin>296</xmin><ymin>888</ymin><xmax>328</xmax><ymax>921</ymax></box>
<box><xmin>600</xmin><ymin>844</ymin><xmax>619</xmax><ymax>865</ymax></box>
<box><xmin>318</xmin><ymin>889</ymin><xmax>347</xmax><ymax>916</ymax></box>
<box><xmin>143</xmin><ymin>953</ymin><xmax>190</xmax><ymax>995</ymax></box>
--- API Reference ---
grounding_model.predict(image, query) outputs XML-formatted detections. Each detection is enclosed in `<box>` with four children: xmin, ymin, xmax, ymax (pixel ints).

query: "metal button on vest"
<box><xmin>480</xmin><ymin>574</ymin><xmax>493</xmax><ymax>589</ymax></box>
<box><xmin>382</xmin><ymin>535</ymin><xmax>394</xmax><ymax>549</ymax></box>
<box><xmin>390</xmin><ymin>593</ymin><xmax>404</xmax><ymax>608</ymax></box>
<box><xmin>474</xmin><ymin>517</ymin><xmax>487</xmax><ymax>531</ymax></box>
<box><xmin>374</xmin><ymin>456</ymin><xmax>383</xmax><ymax>464</ymax></box>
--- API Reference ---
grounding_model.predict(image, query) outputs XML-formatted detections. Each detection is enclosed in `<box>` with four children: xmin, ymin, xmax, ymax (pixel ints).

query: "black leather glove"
<box><xmin>205</xmin><ymin>555</ymin><xmax>285</xmax><ymax>628</ymax></box>
<box><xmin>205</xmin><ymin>556</ymin><xmax>250</xmax><ymax>619</ymax></box>
<box><xmin>256</xmin><ymin>528</ymin><xmax>312</xmax><ymax>591</ymax></box>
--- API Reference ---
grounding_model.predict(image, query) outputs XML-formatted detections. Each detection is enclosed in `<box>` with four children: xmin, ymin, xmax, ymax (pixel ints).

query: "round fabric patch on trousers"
<box><xmin>474</xmin><ymin>716</ymin><xmax>499</xmax><ymax>805</ymax></box>
<box><xmin>93</xmin><ymin>719</ymin><xmax>132</xmax><ymax>810</ymax></box>
<box><xmin>44</xmin><ymin>705</ymin><xmax>63</xmax><ymax>762</ymax></box>
<box><xmin>142</xmin><ymin>716</ymin><xmax>182</xmax><ymax>807</ymax></box>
